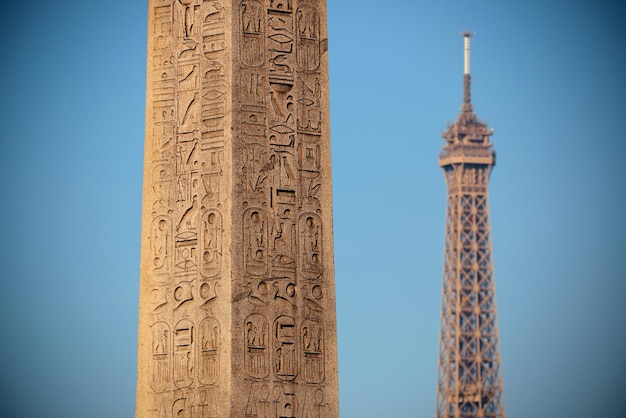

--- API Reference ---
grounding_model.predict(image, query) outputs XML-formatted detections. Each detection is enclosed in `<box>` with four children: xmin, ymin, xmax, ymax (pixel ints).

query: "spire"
<box><xmin>440</xmin><ymin>31</ymin><xmax>494</xmax><ymax>155</ymax></box>
<box><xmin>462</xmin><ymin>31</ymin><xmax>473</xmax><ymax>114</ymax></box>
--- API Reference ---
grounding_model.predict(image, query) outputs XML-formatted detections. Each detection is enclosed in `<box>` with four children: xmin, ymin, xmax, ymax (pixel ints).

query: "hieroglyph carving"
<box><xmin>151</xmin><ymin>216</ymin><xmax>173</xmax><ymax>279</ymax></box>
<box><xmin>150</xmin><ymin>0</ymin><xmax>228</xmax><ymax>280</ymax></box>
<box><xmin>244</xmin><ymin>382</ymin><xmax>273</xmax><ymax>418</ymax></box>
<box><xmin>200</xmin><ymin>210</ymin><xmax>222</xmax><ymax>278</ymax></box>
<box><xmin>296</xmin><ymin>77</ymin><xmax>321</xmax><ymax>134</ymax></box>
<box><xmin>302</xmin><ymin>319</ymin><xmax>323</xmax><ymax>383</ymax></box>
<box><xmin>270</xmin><ymin>217</ymin><xmax>297</xmax><ymax>277</ymax></box>
<box><xmin>141</xmin><ymin>1</ymin><xmax>336</xmax><ymax>416</ymax></box>
<box><xmin>244</xmin><ymin>207</ymin><xmax>269</xmax><ymax>276</ymax></box>
<box><xmin>274</xmin><ymin>315</ymin><xmax>297</xmax><ymax>381</ymax></box>
<box><xmin>299</xmin><ymin>213</ymin><xmax>322</xmax><ymax>280</ymax></box>
<box><xmin>174</xmin><ymin>319</ymin><xmax>195</xmax><ymax>388</ymax></box>
<box><xmin>246</xmin><ymin>313</ymin><xmax>270</xmax><ymax>378</ymax></box>
<box><xmin>199</xmin><ymin>317</ymin><xmax>220</xmax><ymax>385</ymax></box>
<box><xmin>150</xmin><ymin>322</ymin><xmax>171</xmax><ymax>392</ymax></box>
<box><xmin>234</xmin><ymin>2</ymin><xmax>332</xmax><ymax>415</ymax></box>
<box><xmin>245</xmin><ymin>382</ymin><xmax>325</xmax><ymax>418</ymax></box>
<box><xmin>296</xmin><ymin>5</ymin><xmax>320</xmax><ymax>71</ymax></box>
<box><xmin>202</xmin><ymin>60</ymin><xmax>227</xmax><ymax>133</ymax></box>
<box><xmin>200</xmin><ymin>146</ymin><xmax>224</xmax><ymax>208</ymax></box>
<box><xmin>241</xmin><ymin>1</ymin><xmax>264</xmax><ymax>66</ymax></box>
<box><xmin>148</xmin><ymin>315</ymin><xmax>221</xmax><ymax>389</ymax></box>
<box><xmin>143</xmin><ymin>0</ymin><xmax>229</xmax><ymax>415</ymax></box>
<box><xmin>301</xmin><ymin>386</ymin><xmax>326</xmax><ymax>418</ymax></box>
<box><xmin>172</xmin><ymin>388</ymin><xmax>219</xmax><ymax>418</ymax></box>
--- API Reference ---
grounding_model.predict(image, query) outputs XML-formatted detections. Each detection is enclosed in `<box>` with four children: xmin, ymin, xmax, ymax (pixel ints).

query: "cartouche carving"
<box><xmin>245</xmin><ymin>313</ymin><xmax>270</xmax><ymax>378</ymax></box>
<box><xmin>301</xmin><ymin>319</ymin><xmax>324</xmax><ymax>383</ymax></box>
<box><xmin>240</xmin><ymin>1</ymin><xmax>264</xmax><ymax>67</ymax></box>
<box><xmin>242</xmin><ymin>146</ymin><xmax>270</xmax><ymax>201</ymax></box>
<box><xmin>244</xmin><ymin>207</ymin><xmax>269</xmax><ymax>276</ymax></box>
<box><xmin>200</xmin><ymin>209</ymin><xmax>222</xmax><ymax>278</ymax></box>
<box><xmin>174</xmin><ymin>319</ymin><xmax>195</xmax><ymax>388</ymax></box>
<box><xmin>152</xmin><ymin>162</ymin><xmax>174</xmax><ymax>216</ymax></box>
<box><xmin>296</xmin><ymin>5</ymin><xmax>320</xmax><ymax>71</ymax></box>
<box><xmin>174</xmin><ymin>230</ymin><xmax>198</xmax><ymax>278</ymax></box>
<box><xmin>150</xmin><ymin>322</ymin><xmax>171</xmax><ymax>391</ymax></box>
<box><xmin>298</xmin><ymin>213</ymin><xmax>322</xmax><ymax>280</ymax></box>
<box><xmin>199</xmin><ymin>317</ymin><xmax>220</xmax><ymax>385</ymax></box>
<box><xmin>151</xmin><ymin>216</ymin><xmax>173</xmax><ymax>278</ymax></box>
<box><xmin>274</xmin><ymin>315</ymin><xmax>297</xmax><ymax>381</ymax></box>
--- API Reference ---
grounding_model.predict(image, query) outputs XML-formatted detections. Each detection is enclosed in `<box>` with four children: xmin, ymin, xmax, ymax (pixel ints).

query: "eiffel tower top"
<box><xmin>440</xmin><ymin>32</ymin><xmax>495</xmax><ymax>168</ymax></box>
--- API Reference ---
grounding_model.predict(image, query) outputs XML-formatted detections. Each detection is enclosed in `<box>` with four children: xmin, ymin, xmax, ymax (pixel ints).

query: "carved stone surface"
<box><xmin>137</xmin><ymin>1</ymin><xmax>337</xmax><ymax>416</ymax></box>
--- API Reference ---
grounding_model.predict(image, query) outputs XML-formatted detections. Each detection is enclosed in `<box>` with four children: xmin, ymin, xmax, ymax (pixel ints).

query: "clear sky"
<box><xmin>0</xmin><ymin>1</ymin><xmax>624</xmax><ymax>417</ymax></box>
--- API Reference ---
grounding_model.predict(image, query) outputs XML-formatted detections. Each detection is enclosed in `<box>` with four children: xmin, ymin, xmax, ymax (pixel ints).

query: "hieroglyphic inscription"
<box><xmin>174</xmin><ymin>319</ymin><xmax>194</xmax><ymax>388</ymax></box>
<box><xmin>296</xmin><ymin>5</ymin><xmax>320</xmax><ymax>71</ymax></box>
<box><xmin>244</xmin><ymin>382</ymin><xmax>273</xmax><ymax>418</ymax></box>
<box><xmin>301</xmin><ymin>319</ymin><xmax>323</xmax><ymax>383</ymax></box>
<box><xmin>246</xmin><ymin>313</ymin><xmax>270</xmax><ymax>378</ymax></box>
<box><xmin>235</xmin><ymin>1</ymin><xmax>331</xmax><ymax>414</ymax></box>
<box><xmin>269</xmin><ymin>0</ymin><xmax>293</xmax><ymax>12</ymax></box>
<box><xmin>242</xmin><ymin>145</ymin><xmax>270</xmax><ymax>201</ymax></box>
<box><xmin>175</xmin><ymin>230</ymin><xmax>198</xmax><ymax>278</ymax></box>
<box><xmin>272</xmin><ymin>382</ymin><xmax>298</xmax><ymax>418</ymax></box>
<box><xmin>202</xmin><ymin>60</ymin><xmax>226</xmax><ymax>133</ymax></box>
<box><xmin>151</xmin><ymin>216</ymin><xmax>173</xmax><ymax>279</ymax></box>
<box><xmin>246</xmin><ymin>381</ymin><xmax>324</xmax><ymax>418</ymax></box>
<box><xmin>244</xmin><ymin>207</ymin><xmax>269</xmax><ymax>276</ymax></box>
<box><xmin>199</xmin><ymin>317</ymin><xmax>220</xmax><ymax>385</ymax></box>
<box><xmin>200</xmin><ymin>210</ymin><xmax>222</xmax><ymax>278</ymax></box>
<box><xmin>152</xmin><ymin>162</ymin><xmax>174</xmax><ymax>217</ymax></box>
<box><xmin>150</xmin><ymin>322</ymin><xmax>171</xmax><ymax>392</ymax></box>
<box><xmin>142</xmin><ymin>1</ymin><xmax>228</xmax><ymax>416</ymax></box>
<box><xmin>199</xmin><ymin>281</ymin><xmax>219</xmax><ymax>313</ymax></box>
<box><xmin>299</xmin><ymin>213</ymin><xmax>322</xmax><ymax>280</ymax></box>
<box><xmin>141</xmin><ymin>1</ymin><xmax>335</xmax><ymax>415</ymax></box>
<box><xmin>172</xmin><ymin>388</ymin><xmax>219</xmax><ymax>418</ymax></box>
<box><xmin>241</xmin><ymin>1</ymin><xmax>264</xmax><ymax>66</ymax></box>
<box><xmin>274</xmin><ymin>315</ymin><xmax>297</xmax><ymax>381</ymax></box>
<box><xmin>300</xmin><ymin>386</ymin><xmax>326</xmax><ymax>418</ymax></box>
<box><xmin>270</xmin><ymin>215</ymin><xmax>297</xmax><ymax>278</ymax></box>
<box><xmin>203</xmin><ymin>1</ymin><xmax>226</xmax><ymax>56</ymax></box>
<box><xmin>200</xmin><ymin>145</ymin><xmax>223</xmax><ymax>208</ymax></box>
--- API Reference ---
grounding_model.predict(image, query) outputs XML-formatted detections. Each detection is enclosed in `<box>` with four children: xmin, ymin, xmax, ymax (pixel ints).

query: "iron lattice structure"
<box><xmin>436</xmin><ymin>34</ymin><xmax>506</xmax><ymax>418</ymax></box>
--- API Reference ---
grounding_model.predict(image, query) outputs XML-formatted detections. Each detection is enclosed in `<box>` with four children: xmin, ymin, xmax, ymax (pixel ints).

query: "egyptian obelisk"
<box><xmin>136</xmin><ymin>1</ymin><xmax>338</xmax><ymax>416</ymax></box>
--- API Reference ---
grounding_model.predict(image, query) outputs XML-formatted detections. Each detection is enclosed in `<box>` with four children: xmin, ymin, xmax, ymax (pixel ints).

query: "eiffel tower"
<box><xmin>436</xmin><ymin>33</ymin><xmax>506</xmax><ymax>418</ymax></box>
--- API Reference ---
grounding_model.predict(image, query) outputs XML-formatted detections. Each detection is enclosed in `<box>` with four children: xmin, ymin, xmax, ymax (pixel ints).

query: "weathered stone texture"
<box><xmin>136</xmin><ymin>1</ymin><xmax>338</xmax><ymax>416</ymax></box>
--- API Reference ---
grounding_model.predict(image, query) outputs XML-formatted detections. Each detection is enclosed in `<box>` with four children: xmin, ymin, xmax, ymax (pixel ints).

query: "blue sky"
<box><xmin>0</xmin><ymin>1</ymin><xmax>625</xmax><ymax>417</ymax></box>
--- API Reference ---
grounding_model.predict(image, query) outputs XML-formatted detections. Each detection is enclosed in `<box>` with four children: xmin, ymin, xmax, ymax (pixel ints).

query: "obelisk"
<box><xmin>136</xmin><ymin>1</ymin><xmax>338</xmax><ymax>417</ymax></box>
